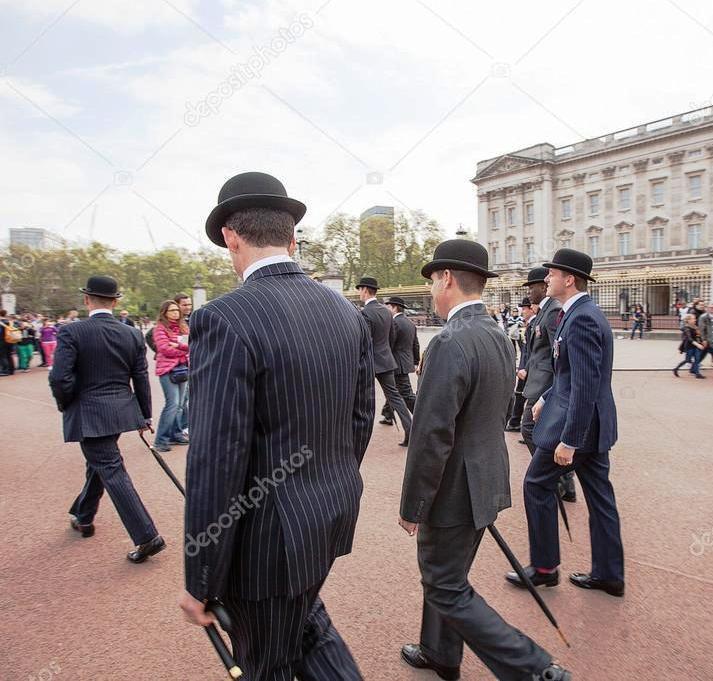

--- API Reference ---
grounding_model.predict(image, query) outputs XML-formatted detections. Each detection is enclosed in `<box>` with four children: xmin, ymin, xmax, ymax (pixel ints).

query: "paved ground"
<box><xmin>1</xmin><ymin>338</ymin><xmax>712</xmax><ymax>680</ymax></box>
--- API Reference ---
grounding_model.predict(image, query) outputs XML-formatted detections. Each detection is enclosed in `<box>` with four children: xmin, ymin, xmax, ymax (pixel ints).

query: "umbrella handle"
<box><xmin>206</xmin><ymin>601</ymin><xmax>242</xmax><ymax>679</ymax></box>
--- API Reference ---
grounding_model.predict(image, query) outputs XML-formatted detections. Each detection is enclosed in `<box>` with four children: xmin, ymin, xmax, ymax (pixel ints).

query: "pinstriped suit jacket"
<box><xmin>48</xmin><ymin>314</ymin><xmax>151</xmax><ymax>442</ymax></box>
<box><xmin>533</xmin><ymin>295</ymin><xmax>617</xmax><ymax>452</ymax></box>
<box><xmin>184</xmin><ymin>261</ymin><xmax>375</xmax><ymax>602</ymax></box>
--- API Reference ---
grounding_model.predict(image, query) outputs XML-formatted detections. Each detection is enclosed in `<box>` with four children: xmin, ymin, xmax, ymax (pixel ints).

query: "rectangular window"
<box><xmin>491</xmin><ymin>244</ymin><xmax>499</xmax><ymax>263</ymax></box>
<box><xmin>618</xmin><ymin>186</ymin><xmax>631</xmax><ymax>210</ymax></box>
<box><xmin>689</xmin><ymin>174</ymin><xmax>702</xmax><ymax>199</ymax></box>
<box><xmin>525</xmin><ymin>202</ymin><xmax>534</xmax><ymax>224</ymax></box>
<box><xmin>651</xmin><ymin>181</ymin><xmax>665</xmax><ymax>205</ymax></box>
<box><xmin>651</xmin><ymin>228</ymin><xmax>664</xmax><ymax>253</ymax></box>
<box><xmin>526</xmin><ymin>242</ymin><xmax>535</xmax><ymax>262</ymax></box>
<box><xmin>589</xmin><ymin>235</ymin><xmax>599</xmax><ymax>258</ymax></box>
<box><xmin>618</xmin><ymin>232</ymin><xmax>631</xmax><ymax>255</ymax></box>
<box><xmin>689</xmin><ymin>149</ymin><xmax>702</xmax><ymax>158</ymax></box>
<box><xmin>507</xmin><ymin>243</ymin><xmax>517</xmax><ymax>263</ymax></box>
<box><xmin>490</xmin><ymin>209</ymin><xmax>500</xmax><ymax>229</ymax></box>
<box><xmin>561</xmin><ymin>198</ymin><xmax>572</xmax><ymax>219</ymax></box>
<box><xmin>688</xmin><ymin>224</ymin><xmax>701</xmax><ymax>249</ymax></box>
<box><xmin>588</xmin><ymin>193</ymin><xmax>600</xmax><ymax>215</ymax></box>
<box><xmin>506</xmin><ymin>205</ymin><xmax>516</xmax><ymax>226</ymax></box>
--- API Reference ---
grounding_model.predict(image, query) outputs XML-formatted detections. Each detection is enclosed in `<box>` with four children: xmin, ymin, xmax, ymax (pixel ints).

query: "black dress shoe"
<box><xmin>569</xmin><ymin>572</ymin><xmax>624</xmax><ymax>597</ymax></box>
<box><xmin>535</xmin><ymin>662</ymin><xmax>572</xmax><ymax>680</ymax></box>
<box><xmin>504</xmin><ymin>424</ymin><xmax>520</xmax><ymax>432</ymax></box>
<box><xmin>399</xmin><ymin>436</ymin><xmax>409</xmax><ymax>447</ymax></box>
<box><xmin>401</xmin><ymin>644</ymin><xmax>460</xmax><ymax>680</ymax></box>
<box><xmin>560</xmin><ymin>491</ymin><xmax>577</xmax><ymax>503</ymax></box>
<box><xmin>127</xmin><ymin>535</ymin><xmax>166</xmax><ymax>563</ymax></box>
<box><xmin>379</xmin><ymin>418</ymin><xmax>394</xmax><ymax>426</ymax></box>
<box><xmin>70</xmin><ymin>517</ymin><xmax>95</xmax><ymax>538</ymax></box>
<box><xmin>506</xmin><ymin>565</ymin><xmax>559</xmax><ymax>589</ymax></box>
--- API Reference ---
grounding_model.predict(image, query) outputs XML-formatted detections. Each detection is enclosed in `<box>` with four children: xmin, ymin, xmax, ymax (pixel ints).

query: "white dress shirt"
<box><xmin>243</xmin><ymin>254</ymin><xmax>293</xmax><ymax>282</ymax></box>
<box><xmin>447</xmin><ymin>299</ymin><xmax>483</xmax><ymax>322</ymax></box>
<box><xmin>364</xmin><ymin>297</ymin><xmax>378</xmax><ymax>306</ymax></box>
<box><xmin>89</xmin><ymin>309</ymin><xmax>113</xmax><ymax>317</ymax></box>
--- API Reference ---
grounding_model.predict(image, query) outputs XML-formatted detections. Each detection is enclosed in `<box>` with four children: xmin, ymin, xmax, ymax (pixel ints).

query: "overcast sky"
<box><xmin>1</xmin><ymin>0</ymin><xmax>713</xmax><ymax>252</ymax></box>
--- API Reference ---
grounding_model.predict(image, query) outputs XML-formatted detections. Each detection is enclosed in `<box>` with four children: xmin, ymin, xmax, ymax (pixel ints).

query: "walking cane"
<box><xmin>487</xmin><ymin>524</ymin><xmax>571</xmax><ymax>648</ymax></box>
<box><xmin>557</xmin><ymin>495</ymin><xmax>573</xmax><ymax>543</ymax></box>
<box><xmin>138</xmin><ymin>432</ymin><xmax>243</xmax><ymax>679</ymax></box>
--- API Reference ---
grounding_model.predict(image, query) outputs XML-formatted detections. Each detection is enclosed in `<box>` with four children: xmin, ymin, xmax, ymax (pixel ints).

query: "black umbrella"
<box><xmin>557</xmin><ymin>495</ymin><xmax>573</xmax><ymax>542</ymax></box>
<box><xmin>139</xmin><ymin>432</ymin><xmax>243</xmax><ymax>679</ymax></box>
<box><xmin>487</xmin><ymin>524</ymin><xmax>571</xmax><ymax>648</ymax></box>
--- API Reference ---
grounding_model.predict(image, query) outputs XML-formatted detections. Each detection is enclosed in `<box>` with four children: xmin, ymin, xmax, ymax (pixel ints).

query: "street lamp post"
<box><xmin>192</xmin><ymin>273</ymin><xmax>207</xmax><ymax>309</ymax></box>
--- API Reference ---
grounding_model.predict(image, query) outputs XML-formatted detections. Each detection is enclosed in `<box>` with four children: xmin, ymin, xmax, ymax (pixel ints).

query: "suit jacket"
<box><xmin>391</xmin><ymin>313</ymin><xmax>420</xmax><ymax>374</ymax></box>
<box><xmin>522</xmin><ymin>296</ymin><xmax>561</xmax><ymax>400</ymax></box>
<box><xmin>119</xmin><ymin>316</ymin><xmax>135</xmax><ymax>327</ymax></box>
<box><xmin>400</xmin><ymin>303</ymin><xmax>513</xmax><ymax>530</ymax></box>
<box><xmin>48</xmin><ymin>313</ymin><xmax>151</xmax><ymax>442</ymax></box>
<box><xmin>184</xmin><ymin>262</ymin><xmax>375</xmax><ymax>602</ymax></box>
<box><xmin>533</xmin><ymin>295</ymin><xmax>617</xmax><ymax>452</ymax></box>
<box><xmin>699</xmin><ymin>312</ymin><xmax>712</xmax><ymax>345</ymax></box>
<box><xmin>361</xmin><ymin>300</ymin><xmax>398</xmax><ymax>374</ymax></box>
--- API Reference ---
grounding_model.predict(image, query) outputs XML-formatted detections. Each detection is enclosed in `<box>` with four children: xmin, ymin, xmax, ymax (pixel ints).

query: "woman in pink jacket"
<box><xmin>153</xmin><ymin>300</ymin><xmax>190</xmax><ymax>452</ymax></box>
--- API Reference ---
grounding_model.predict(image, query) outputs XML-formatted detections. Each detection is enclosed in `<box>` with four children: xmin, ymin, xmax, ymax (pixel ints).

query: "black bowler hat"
<box><xmin>543</xmin><ymin>248</ymin><xmax>596</xmax><ymax>282</ymax></box>
<box><xmin>79</xmin><ymin>275</ymin><xmax>122</xmax><ymax>298</ymax></box>
<box><xmin>522</xmin><ymin>266</ymin><xmax>549</xmax><ymax>286</ymax></box>
<box><xmin>520</xmin><ymin>297</ymin><xmax>532</xmax><ymax>308</ymax></box>
<box><xmin>421</xmin><ymin>239</ymin><xmax>498</xmax><ymax>279</ymax></box>
<box><xmin>384</xmin><ymin>296</ymin><xmax>406</xmax><ymax>308</ymax></box>
<box><xmin>205</xmin><ymin>172</ymin><xmax>307</xmax><ymax>248</ymax></box>
<box><xmin>356</xmin><ymin>276</ymin><xmax>379</xmax><ymax>290</ymax></box>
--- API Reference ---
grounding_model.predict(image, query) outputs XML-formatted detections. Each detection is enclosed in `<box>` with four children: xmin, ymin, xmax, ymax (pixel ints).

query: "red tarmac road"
<box><xmin>1</xmin><ymin>352</ymin><xmax>712</xmax><ymax>680</ymax></box>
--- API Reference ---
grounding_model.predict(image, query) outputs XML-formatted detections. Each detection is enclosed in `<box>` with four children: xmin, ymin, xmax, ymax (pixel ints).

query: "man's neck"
<box><xmin>237</xmin><ymin>248</ymin><xmax>290</xmax><ymax>278</ymax></box>
<box><xmin>557</xmin><ymin>289</ymin><xmax>580</xmax><ymax>305</ymax></box>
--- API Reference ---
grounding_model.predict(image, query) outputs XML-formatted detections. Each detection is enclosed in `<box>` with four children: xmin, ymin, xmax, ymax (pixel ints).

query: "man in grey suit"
<box><xmin>357</xmin><ymin>277</ymin><xmax>412</xmax><ymax>446</ymax></box>
<box><xmin>380</xmin><ymin>295</ymin><xmax>419</xmax><ymax>424</ymax></box>
<box><xmin>49</xmin><ymin>276</ymin><xmax>164</xmax><ymax>563</ymax></box>
<box><xmin>179</xmin><ymin>172</ymin><xmax>374</xmax><ymax>680</ymax></box>
<box><xmin>399</xmin><ymin>240</ymin><xmax>571</xmax><ymax>681</ymax></box>
<box><xmin>519</xmin><ymin>267</ymin><xmax>576</xmax><ymax>503</ymax></box>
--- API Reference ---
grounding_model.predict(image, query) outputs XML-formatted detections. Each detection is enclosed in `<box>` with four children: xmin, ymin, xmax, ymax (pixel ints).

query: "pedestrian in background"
<box><xmin>698</xmin><ymin>304</ymin><xmax>713</xmax><ymax>366</ymax></box>
<box><xmin>673</xmin><ymin>314</ymin><xmax>705</xmax><ymax>379</ymax></box>
<box><xmin>152</xmin><ymin>300</ymin><xmax>190</xmax><ymax>452</ymax></box>
<box><xmin>16</xmin><ymin>321</ymin><xmax>36</xmax><ymax>372</ymax></box>
<box><xmin>40</xmin><ymin>319</ymin><xmax>59</xmax><ymax>369</ymax></box>
<box><xmin>630</xmin><ymin>304</ymin><xmax>645</xmax><ymax>340</ymax></box>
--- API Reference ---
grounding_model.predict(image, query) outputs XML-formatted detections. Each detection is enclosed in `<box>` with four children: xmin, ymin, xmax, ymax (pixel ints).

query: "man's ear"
<box><xmin>222</xmin><ymin>226</ymin><xmax>239</xmax><ymax>252</ymax></box>
<box><xmin>287</xmin><ymin>236</ymin><xmax>296</xmax><ymax>256</ymax></box>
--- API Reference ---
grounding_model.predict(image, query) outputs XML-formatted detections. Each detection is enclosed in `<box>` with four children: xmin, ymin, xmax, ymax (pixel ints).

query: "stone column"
<box><xmin>533</xmin><ymin>175</ymin><xmax>552</xmax><ymax>260</ymax></box>
<box><xmin>667</xmin><ymin>151</ymin><xmax>686</xmax><ymax>247</ymax></box>
<box><xmin>633</xmin><ymin>158</ymin><xmax>649</xmax><ymax>251</ymax></box>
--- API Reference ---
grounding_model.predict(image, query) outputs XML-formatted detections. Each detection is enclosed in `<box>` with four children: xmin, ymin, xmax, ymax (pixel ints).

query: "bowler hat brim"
<box><xmin>522</xmin><ymin>277</ymin><xmax>546</xmax><ymax>286</ymax></box>
<box><xmin>542</xmin><ymin>262</ymin><xmax>596</xmax><ymax>282</ymax></box>
<box><xmin>421</xmin><ymin>258</ymin><xmax>498</xmax><ymax>279</ymax></box>
<box><xmin>79</xmin><ymin>287</ymin><xmax>122</xmax><ymax>298</ymax></box>
<box><xmin>205</xmin><ymin>194</ymin><xmax>307</xmax><ymax>248</ymax></box>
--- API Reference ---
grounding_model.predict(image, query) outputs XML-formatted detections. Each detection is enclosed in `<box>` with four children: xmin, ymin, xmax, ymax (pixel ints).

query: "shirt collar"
<box><xmin>243</xmin><ymin>254</ymin><xmax>293</xmax><ymax>282</ymax></box>
<box><xmin>365</xmin><ymin>297</ymin><xmax>378</xmax><ymax>306</ymax></box>
<box><xmin>394</xmin><ymin>311</ymin><xmax>403</xmax><ymax>317</ymax></box>
<box><xmin>89</xmin><ymin>309</ymin><xmax>113</xmax><ymax>317</ymax></box>
<box><xmin>447</xmin><ymin>299</ymin><xmax>483</xmax><ymax>322</ymax></box>
<box><xmin>539</xmin><ymin>296</ymin><xmax>550</xmax><ymax>309</ymax></box>
<box><xmin>561</xmin><ymin>292</ymin><xmax>588</xmax><ymax>314</ymax></box>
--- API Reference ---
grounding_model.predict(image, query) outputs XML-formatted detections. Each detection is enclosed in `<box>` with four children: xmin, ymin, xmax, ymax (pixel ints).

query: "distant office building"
<box><xmin>9</xmin><ymin>227</ymin><xmax>63</xmax><ymax>250</ymax></box>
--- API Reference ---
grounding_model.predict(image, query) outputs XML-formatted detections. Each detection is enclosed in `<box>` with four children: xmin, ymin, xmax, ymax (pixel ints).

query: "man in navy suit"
<box><xmin>179</xmin><ymin>172</ymin><xmax>374</xmax><ymax>680</ymax></box>
<box><xmin>49</xmin><ymin>276</ymin><xmax>164</xmax><ymax>563</ymax></box>
<box><xmin>506</xmin><ymin>249</ymin><xmax>625</xmax><ymax>597</ymax></box>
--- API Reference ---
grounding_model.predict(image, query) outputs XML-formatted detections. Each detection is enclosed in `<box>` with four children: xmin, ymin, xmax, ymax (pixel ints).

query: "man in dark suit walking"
<box><xmin>506</xmin><ymin>249</ymin><xmax>624</xmax><ymax>597</ymax></box>
<box><xmin>179</xmin><ymin>172</ymin><xmax>374</xmax><ymax>680</ymax></box>
<box><xmin>49</xmin><ymin>276</ymin><xmax>164</xmax><ymax>563</ymax></box>
<box><xmin>357</xmin><ymin>278</ymin><xmax>412</xmax><ymax>446</ymax></box>
<box><xmin>399</xmin><ymin>240</ymin><xmax>571</xmax><ymax>681</ymax></box>
<box><xmin>518</xmin><ymin>267</ymin><xmax>576</xmax><ymax>502</ymax></box>
<box><xmin>380</xmin><ymin>295</ymin><xmax>419</xmax><ymax>425</ymax></box>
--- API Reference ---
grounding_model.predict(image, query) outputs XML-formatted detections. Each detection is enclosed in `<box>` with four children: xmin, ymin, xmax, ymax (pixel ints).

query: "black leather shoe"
<box><xmin>569</xmin><ymin>572</ymin><xmax>624</xmax><ymax>597</ymax></box>
<box><xmin>401</xmin><ymin>644</ymin><xmax>460</xmax><ymax>680</ymax></box>
<box><xmin>673</xmin><ymin>368</ymin><xmax>679</xmax><ymax>377</ymax></box>
<box><xmin>560</xmin><ymin>491</ymin><xmax>577</xmax><ymax>503</ymax></box>
<box><xmin>379</xmin><ymin>418</ymin><xmax>394</xmax><ymax>426</ymax></box>
<box><xmin>506</xmin><ymin>565</ymin><xmax>559</xmax><ymax>589</ymax></box>
<box><xmin>399</xmin><ymin>435</ymin><xmax>409</xmax><ymax>447</ymax></box>
<box><xmin>534</xmin><ymin>662</ymin><xmax>572</xmax><ymax>680</ymax></box>
<box><xmin>504</xmin><ymin>424</ymin><xmax>520</xmax><ymax>432</ymax></box>
<box><xmin>70</xmin><ymin>517</ymin><xmax>95</xmax><ymax>538</ymax></box>
<box><xmin>127</xmin><ymin>535</ymin><xmax>166</xmax><ymax>563</ymax></box>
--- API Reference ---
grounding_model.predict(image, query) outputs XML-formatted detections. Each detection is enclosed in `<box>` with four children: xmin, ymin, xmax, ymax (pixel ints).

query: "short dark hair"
<box><xmin>87</xmin><ymin>294</ymin><xmax>115</xmax><ymax>306</ymax></box>
<box><xmin>574</xmin><ymin>276</ymin><xmax>588</xmax><ymax>292</ymax></box>
<box><xmin>449</xmin><ymin>270</ymin><xmax>486</xmax><ymax>295</ymax></box>
<box><xmin>362</xmin><ymin>286</ymin><xmax>377</xmax><ymax>296</ymax></box>
<box><xmin>225</xmin><ymin>207</ymin><xmax>295</xmax><ymax>248</ymax></box>
<box><xmin>174</xmin><ymin>293</ymin><xmax>190</xmax><ymax>303</ymax></box>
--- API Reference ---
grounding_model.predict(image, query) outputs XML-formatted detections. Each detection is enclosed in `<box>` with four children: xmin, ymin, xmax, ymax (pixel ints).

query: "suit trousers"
<box><xmin>226</xmin><ymin>582</ymin><xmax>362</xmax><ymax>681</ymax></box>
<box><xmin>520</xmin><ymin>400</ymin><xmax>575</xmax><ymax>496</ymax></box>
<box><xmin>506</xmin><ymin>378</ymin><xmax>526</xmax><ymax>428</ymax></box>
<box><xmin>525</xmin><ymin>447</ymin><xmax>624</xmax><ymax>581</ymax></box>
<box><xmin>376</xmin><ymin>371</ymin><xmax>412</xmax><ymax>434</ymax></box>
<box><xmin>69</xmin><ymin>434</ymin><xmax>157</xmax><ymax>546</ymax></box>
<box><xmin>381</xmin><ymin>372</ymin><xmax>416</xmax><ymax>420</ymax></box>
<box><xmin>417</xmin><ymin>524</ymin><xmax>551</xmax><ymax>680</ymax></box>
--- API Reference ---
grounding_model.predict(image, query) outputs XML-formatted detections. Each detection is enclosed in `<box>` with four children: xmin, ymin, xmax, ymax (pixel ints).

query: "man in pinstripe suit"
<box><xmin>49</xmin><ymin>276</ymin><xmax>164</xmax><ymax>563</ymax></box>
<box><xmin>179</xmin><ymin>172</ymin><xmax>374</xmax><ymax>680</ymax></box>
<box><xmin>506</xmin><ymin>249</ymin><xmax>625</xmax><ymax>597</ymax></box>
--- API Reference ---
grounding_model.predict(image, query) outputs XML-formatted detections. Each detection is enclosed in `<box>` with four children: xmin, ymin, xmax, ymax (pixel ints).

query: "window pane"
<box><xmin>688</xmin><ymin>224</ymin><xmax>701</xmax><ymax>249</ymax></box>
<box><xmin>589</xmin><ymin>235</ymin><xmax>599</xmax><ymax>257</ymax></box>
<box><xmin>562</xmin><ymin>199</ymin><xmax>571</xmax><ymax>218</ymax></box>
<box><xmin>589</xmin><ymin>194</ymin><xmax>599</xmax><ymax>214</ymax></box>
<box><xmin>689</xmin><ymin>175</ymin><xmax>702</xmax><ymax>198</ymax></box>
<box><xmin>619</xmin><ymin>187</ymin><xmax>631</xmax><ymax>209</ymax></box>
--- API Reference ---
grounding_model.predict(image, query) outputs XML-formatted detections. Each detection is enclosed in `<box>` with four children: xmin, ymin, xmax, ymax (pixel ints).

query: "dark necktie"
<box><xmin>556</xmin><ymin>309</ymin><xmax>565</xmax><ymax>326</ymax></box>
